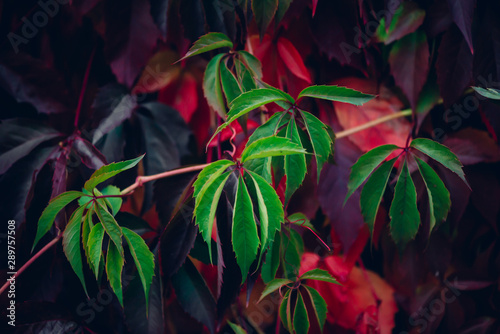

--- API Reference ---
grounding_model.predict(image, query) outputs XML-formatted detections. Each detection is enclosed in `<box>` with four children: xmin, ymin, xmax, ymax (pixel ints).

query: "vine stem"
<box><xmin>0</xmin><ymin>234</ymin><xmax>62</xmax><ymax>296</ymax></box>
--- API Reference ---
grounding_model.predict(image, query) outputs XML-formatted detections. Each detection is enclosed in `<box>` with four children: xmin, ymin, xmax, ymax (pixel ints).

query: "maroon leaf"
<box><xmin>443</xmin><ymin>129</ymin><xmax>500</xmax><ymax>165</ymax></box>
<box><xmin>71</xmin><ymin>136</ymin><xmax>107</xmax><ymax>170</ymax></box>
<box><xmin>425</xmin><ymin>0</ymin><xmax>453</xmax><ymax>37</ymax></box>
<box><xmin>446</xmin><ymin>0</ymin><xmax>475</xmax><ymax>54</ymax></box>
<box><xmin>50</xmin><ymin>151</ymin><xmax>67</xmax><ymax>199</ymax></box>
<box><xmin>150</xmin><ymin>0</ymin><xmax>170</xmax><ymax>39</ymax></box>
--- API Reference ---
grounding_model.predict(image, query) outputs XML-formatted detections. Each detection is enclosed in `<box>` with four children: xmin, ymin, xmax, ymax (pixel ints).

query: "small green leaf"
<box><xmin>203</xmin><ymin>53</ymin><xmax>226</xmax><ymax>118</ymax></box>
<box><xmin>232</xmin><ymin>176</ymin><xmax>260</xmax><ymax>283</ymax></box>
<box><xmin>241</xmin><ymin>136</ymin><xmax>306</xmax><ymax>163</ymax></box>
<box><xmin>414</xmin><ymin>156</ymin><xmax>451</xmax><ymax>233</ymax></box>
<box><xmin>279</xmin><ymin>289</ymin><xmax>291</xmax><ymax>332</ymax></box>
<box><xmin>287</xmin><ymin>212</ymin><xmax>317</xmax><ymax>233</ymax></box>
<box><xmin>220</xmin><ymin>59</ymin><xmax>243</xmax><ymax>104</ymax></box>
<box><xmin>303</xmin><ymin>286</ymin><xmax>327</xmax><ymax>331</ymax></box>
<box><xmin>101</xmin><ymin>185</ymin><xmax>122</xmax><ymax>216</ymax></box>
<box><xmin>228</xmin><ymin>321</ymin><xmax>247</xmax><ymax>334</ymax></box>
<box><xmin>84</xmin><ymin>155</ymin><xmax>144</xmax><ymax>191</ymax></box>
<box><xmin>179</xmin><ymin>32</ymin><xmax>233</xmax><ymax>61</ymax></box>
<box><xmin>360</xmin><ymin>158</ymin><xmax>397</xmax><ymax>236</ymax></box>
<box><xmin>238</xmin><ymin>50</ymin><xmax>262</xmax><ymax>79</ymax></box>
<box><xmin>300</xmin><ymin>268</ymin><xmax>340</xmax><ymax>284</ymax></box>
<box><xmin>106</xmin><ymin>241</ymin><xmax>124</xmax><ymax>307</ymax></box>
<box><xmin>410</xmin><ymin>138</ymin><xmax>469</xmax><ymax>188</ymax></box>
<box><xmin>122</xmin><ymin>227</ymin><xmax>155</xmax><ymax>313</ymax></box>
<box><xmin>252</xmin><ymin>0</ymin><xmax>279</xmax><ymax>38</ymax></box>
<box><xmin>472</xmin><ymin>86</ymin><xmax>500</xmax><ymax>100</ymax></box>
<box><xmin>258</xmin><ymin>278</ymin><xmax>293</xmax><ymax>302</ymax></box>
<box><xmin>345</xmin><ymin>144</ymin><xmax>400</xmax><ymax>204</ymax></box>
<box><xmin>297</xmin><ymin>85</ymin><xmax>374</xmax><ymax>105</ymax></box>
<box><xmin>389</xmin><ymin>160</ymin><xmax>420</xmax><ymax>246</ymax></box>
<box><xmin>293</xmin><ymin>291</ymin><xmax>310</xmax><ymax>334</ymax></box>
<box><xmin>33</xmin><ymin>190</ymin><xmax>85</xmax><ymax>250</ymax></box>
<box><xmin>62</xmin><ymin>205</ymin><xmax>87</xmax><ymax>296</ymax></box>
<box><xmin>194</xmin><ymin>171</ymin><xmax>232</xmax><ymax>263</ymax></box>
<box><xmin>95</xmin><ymin>201</ymin><xmax>123</xmax><ymax>257</ymax></box>
<box><xmin>247</xmin><ymin>112</ymin><xmax>290</xmax><ymax>145</ymax></box>
<box><xmin>282</xmin><ymin>229</ymin><xmax>304</xmax><ymax>280</ymax></box>
<box><xmin>193</xmin><ymin>159</ymin><xmax>235</xmax><ymax>198</ymax></box>
<box><xmin>284</xmin><ymin>118</ymin><xmax>307</xmax><ymax>204</ymax></box>
<box><xmin>261</xmin><ymin>234</ymin><xmax>281</xmax><ymax>283</ymax></box>
<box><xmin>88</xmin><ymin>222</ymin><xmax>105</xmax><ymax>278</ymax></box>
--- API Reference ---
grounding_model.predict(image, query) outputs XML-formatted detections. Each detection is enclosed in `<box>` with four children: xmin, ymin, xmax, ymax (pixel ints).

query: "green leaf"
<box><xmin>228</xmin><ymin>321</ymin><xmax>247</xmax><ymax>334</ymax></box>
<box><xmin>194</xmin><ymin>171</ymin><xmax>232</xmax><ymax>263</ymax></box>
<box><xmin>33</xmin><ymin>190</ymin><xmax>85</xmax><ymax>250</ymax></box>
<box><xmin>62</xmin><ymin>205</ymin><xmax>87</xmax><ymax>296</ymax></box>
<box><xmin>287</xmin><ymin>212</ymin><xmax>317</xmax><ymax>232</ymax></box>
<box><xmin>282</xmin><ymin>229</ymin><xmax>303</xmax><ymax>280</ymax></box>
<box><xmin>258</xmin><ymin>278</ymin><xmax>293</xmax><ymax>302</ymax></box>
<box><xmin>300</xmin><ymin>268</ymin><xmax>340</xmax><ymax>284</ymax></box>
<box><xmin>122</xmin><ymin>227</ymin><xmax>155</xmax><ymax>313</ymax></box>
<box><xmin>303</xmin><ymin>286</ymin><xmax>327</xmax><ymax>331</ymax></box>
<box><xmin>203</xmin><ymin>53</ymin><xmax>226</xmax><ymax>118</ymax></box>
<box><xmin>389</xmin><ymin>160</ymin><xmax>420</xmax><ymax>246</ymax></box>
<box><xmin>84</xmin><ymin>155</ymin><xmax>144</xmax><ymax>191</ymax></box>
<box><xmin>297</xmin><ymin>85</ymin><xmax>374</xmax><ymax>105</ymax></box>
<box><xmin>279</xmin><ymin>289</ymin><xmax>291</xmax><ymax>332</ymax></box>
<box><xmin>193</xmin><ymin>159</ymin><xmax>235</xmax><ymax>198</ymax></box>
<box><xmin>179</xmin><ymin>32</ymin><xmax>233</xmax><ymax>61</ymax></box>
<box><xmin>276</xmin><ymin>0</ymin><xmax>292</xmax><ymax>23</ymax></box>
<box><xmin>284</xmin><ymin>118</ymin><xmax>307</xmax><ymax>204</ymax></box>
<box><xmin>234</xmin><ymin>58</ymin><xmax>257</xmax><ymax>92</ymax></box>
<box><xmin>252</xmin><ymin>0</ymin><xmax>279</xmax><ymax>37</ymax></box>
<box><xmin>238</xmin><ymin>51</ymin><xmax>263</xmax><ymax>79</ymax></box>
<box><xmin>88</xmin><ymin>222</ymin><xmax>105</xmax><ymax>278</ymax></box>
<box><xmin>241</xmin><ymin>136</ymin><xmax>306</xmax><ymax>163</ymax></box>
<box><xmin>300</xmin><ymin>111</ymin><xmax>334</xmax><ymax>182</ymax></box>
<box><xmin>360</xmin><ymin>158</ymin><xmax>397</xmax><ymax>236</ymax></box>
<box><xmin>261</xmin><ymin>233</ymin><xmax>281</xmax><ymax>283</ymax></box>
<box><xmin>106</xmin><ymin>241</ymin><xmax>124</xmax><ymax>307</ymax></box>
<box><xmin>410</xmin><ymin>138</ymin><xmax>469</xmax><ymax>188</ymax></box>
<box><xmin>81</xmin><ymin>207</ymin><xmax>94</xmax><ymax>265</ymax></box>
<box><xmin>220</xmin><ymin>59</ymin><xmax>243</xmax><ymax>104</ymax></box>
<box><xmin>100</xmin><ymin>185</ymin><xmax>122</xmax><ymax>216</ymax></box>
<box><xmin>293</xmin><ymin>291</ymin><xmax>310</xmax><ymax>334</ymax></box>
<box><xmin>472</xmin><ymin>86</ymin><xmax>500</xmax><ymax>100</ymax></box>
<box><xmin>345</xmin><ymin>144</ymin><xmax>400</xmax><ymax>204</ymax></box>
<box><xmin>232</xmin><ymin>176</ymin><xmax>260</xmax><ymax>283</ymax></box>
<box><xmin>414</xmin><ymin>156</ymin><xmax>451</xmax><ymax>233</ymax></box>
<box><xmin>95</xmin><ymin>201</ymin><xmax>123</xmax><ymax>257</ymax></box>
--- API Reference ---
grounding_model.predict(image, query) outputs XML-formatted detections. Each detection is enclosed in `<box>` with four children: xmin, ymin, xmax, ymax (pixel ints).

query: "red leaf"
<box><xmin>277</xmin><ymin>37</ymin><xmax>311</xmax><ymax>83</ymax></box>
<box><xmin>311</xmin><ymin>0</ymin><xmax>318</xmax><ymax>17</ymax></box>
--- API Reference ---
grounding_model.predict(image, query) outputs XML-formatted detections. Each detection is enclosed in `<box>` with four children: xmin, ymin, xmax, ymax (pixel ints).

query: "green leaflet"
<box><xmin>279</xmin><ymin>289</ymin><xmax>291</xmax><ymax>332</ymax></box>
<box><xmin>345</xmin><ymin>144</ymin><xmax>400</xmax><ymax>204</ymax></box>
<box><xmin>62</xmin><ymin>205</ymin><xmax>87</xmax><ymax>296</ymax></box>
<box><xmin>194</xmin><ymin>171</ymin><xmax>232</xmax><ymax>263</ymax></box>
<box><xmin>106</xmin><ymin>241</ymin><xmax>124</xmax><ymax>307</ymax></box>
<box><xmin>122</xmin><ymin>227</ymin><xmax>155</xmax><ymax>313</ymax></box>
<box><xmin>81</xmin><ymin>208</ymin><xmax>94</xmax><ymax>267</ymax></box>
<box><xmin>95</xmin><ymin>201</ymin><xmax>124</xmax><ymax>257</ymax></box>
<box><xmin>300</xmin><ymin>110</ymin><xmax>334</xmax><ymax>182</ymax></box>
<box><xmin>252</xmin><ymin>0</ymin><xmax>279</xmax><ymax>37</ymax></box>
<box><xmin>234</xmin><ymin>58</ymin><xmax>257</xmax><ymax>92</ymax></box>
<box><xmin>33</xmin><ymin>190</ymin><xmax>84</xmax><ymax>251</ymax></box>
<box><xmin>227</xmin><ymin>321</ymin><xmax>247</xmax><ymax>334</ymax></box>
<box><xmin>276</xmin><ymin>0</ymin><xmax>293</xmax><ymax>23</ymax></box>
<box><xmin>100</xmin><ymin>185</ymin><xmax>122</xmax><ymax>216</ymax></box>
<box><xmin>284</xmin><ymin>117</ymin><xmax>307</xmax><ymax>204</ymax></box>
<box><xmin>410</xmin><ymin>138</ymin><xmax>469</xmax><ymax>188</ymax></box>
<box><xmin>297</xmin><ymin>85</ymin><xmax>374</xmax><ymax>105</ymax></box>
<box><xmin>203</xmin><ymin>53</ymin><xmax>226</xmax><ymax>118</ymax></box>
<box><xmin>240</xmin><ymin>136</ymin><xmax>306</xmax><ymax>163</ymax></box>
<box><xmin>220</xmin><ymin>59</ymin><xmax>243</xmax><ymax>104</ymax></box>
<box><xmin>389</xmin><ymin>160</ymin><xmax>420</xmax><ymax>246</ymax></box>
<box><xmin>237</xmin><ymin>50</ymin><xmax>263</xmax><ymax>79</ymax></box>
<box><xmin>293</xmin><ymin>291</ymin><xmax>310</xmax><ymax>334</ymax></box>
<box><xmin>360</xmin><ymin>158</ymin><xmax>397</xmax><ymax>236</ymax></box>
<box><xmin>281</xmin><ymin>229</ymin><xmax>304</xmax><ymax>280</ymax></box>
<box><xmin>299</xmin><ymin>268</ymin><xmax>340</xmax><ymax>285</ymax></box>
<box><xmin>232</xmin><ymin>176</ymin><xmax>260</xmax><ymax>283</ymax></box>
<box><xmin>88</xmin><ymin>222</ymin><xmax>105</xmax><ymax>278</ymax></box>
<box><xmin>179</xmin><ymin>32</ymin><xmax>233</xmax><ymax>61</ymax></box>
<box><xmin>472</xmin><ymin>86</ymin><xmax>500</xmax><ymax>100</ymax></box>
<box><xmin>261</xmin><ymin>233</ymin><xmax>280</xmax><ymax>283</ymax></box>
<box><xmin>288</xmin><ymin>212</ymin><xmax>317</xmax><ymax>232</ymax></box>
<box><xmin>414</xmin><ymin>156</ymin><xmax>451</xmax><ymax>233</ymax></box>
<box><xmin>303</xmin><ymin>286</ymin><xmax>327</xmax><ymax>331</ymax></box>
<box><xmin>193</xmin><ymin>159</ymin><xmax>235</xmax><ymax>198</ymax></box>
<box><xmin>258</xmin><ymin>278</ymin><xmax>293</xmax><ymax>302</ymax></box>
<box><xmin>84</xmin><ymin>155</ymin><xmax>143</xmax><ymax>191</ymax></box>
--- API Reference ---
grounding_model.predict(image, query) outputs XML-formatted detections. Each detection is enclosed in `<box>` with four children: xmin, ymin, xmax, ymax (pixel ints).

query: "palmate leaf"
<box><xmin>284</xmin><ymin>117</ymin><xmax>307</xmax><ymax>204</ymax></box>
<box><xmin>410</xmin><ymin>138</ymin><xmax>469</xmax><ymax>188</ymax></box>
<box><xmin>300</xmin><ymin>268</ymin><xmax>340</xmax><ymax>284</ymax></box>
<box><xmin>62</xmin><ymin>205</ymin><xmax>87</xmax><ymax>296</ymax></box>
<box><xmin>303</xmin><ymin>286</ymin><xmax>327</xmax><ymax>332</ymax></box>
<box><xmin>389</xmin><ymin>160</ymin><xmax>420</xmax><ymax>246</ymax></box>
<box><xmin>84</xmin><ymin>155</ymin><xmax>144</xmax><ymax>191</ymax></box>
<box><xmin>294</xmin><ymin>291</ymin><xmax>310</xmax><ymax>334</ymax></box>
<box><xmin>87</xmin><ymin>222</ymin><xmax>104</xmax><ymax>279</ymax></box>
<box><xmin>106</xmin><ymin>241</ymin><xmax>125</xmax><ymax>307</ymax></box>
<box><xmin>472</xmin><ymin>86</ymin><xmax>500</xmax><ymax>100</ymax></box>
<box><xmin>179</xmin><ymin>32</ymin><xmax>233</xmax><ymax>61</ymax></box>
<box><xmin>345</xmin><ymin>144</ymin><xmax>400</xmax><ymax>204</ymax></box>
<box><xmin>33</xmin><ymin>190</ymin><xmax>85</xmax><ymax>250</ymax></box>
<box><xmin>258</xmin><ymin>278</ymin><xmax>293</xmax><ymax>302</ymax></box>
<box><xmin>360</xmin><ymin>158</ymin><xmax>398</xmax><ymax>236</ymax></box>
<box><xmin>203</xmin><ymin>53</ymin><xmax>226</xmax><ymax>118</ymax></box>
<box><xmin>414</xmin><ymin>156</ymin><xmax>451</xmax><ymax>233</ymax></box>
<box><xmin>95</xmin><ymin>201</ymin><xmax>124</xmax><ymax>257</ymax></box>
<box><xmin>232</xmin><ymin>176</ymin><xmax>260</xmax><ymax>283</ymax></box>
<box><xmin>240</xmin><ymin>136</ymin><xmax>306</xmax><ymax>163</ymax></box>
<box><xmin>297</xmin><ymin>85</ymin><xmax>374</xmax><ymax>105</ymax></box>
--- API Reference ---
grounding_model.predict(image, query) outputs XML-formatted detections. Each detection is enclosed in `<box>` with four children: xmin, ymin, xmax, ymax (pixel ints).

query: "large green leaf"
<box><xmin>122</xmin><ymin>227</ymin><xmax>155</xmax><ymax>312</ymax></box>
<box><xmin>203</xmin><ymin>53</ymin><xmax>226</xmax><ymax>118</ymax></box>
<box><xmin>360</xmin><ymin>158</ymin><xmax>397</xmax><ymax>236</ymax></box>
<box><xmin>193</xmin><ymin>159</ymin><xmax>234</xmax><ymax>198</ymax></box>
<box><xmin>389</xmin><ymin>160</ymin><xmax>420</xmax><ymax>246</ymax></box>
<box><xmin>62</xmin><ymin>205</ymin><xmax>87</xmax><ymax>296</ymax></box>
<box><xmin>410</xmin><ymin>138</ymin><xmax>469</xmax><ymax>187</ymax></box>
<box><xmin>293</xmin><ymin>291</ymin><xmax>310</xmax><ymax>334</ymax></box>
<box><xmin>300</xmin><ymin>110</ymin><xmax>334</xmax><ymax>182</ymax></box>
<box><xmin>345</xmin><ymin>144</ymin><xmax>400</xmax><ymax>204</ymax></box>
<box><xmin>261</xmin><ymin>233</ymin><xmax>281</xmax><ymax>283</ymax></box>
<box><xmin>238</xmin><ymin>51</ymin><xmax>262</xmax><ymax>79</ymax></box>
<box><xmin>84</xmin><ymin>155</ymin><xmax>144</xmax><ymax>191</ymax></box>
<box><xmin>33</xmin><ymin>190</ymin><xmax>85</xmax><ymax>250</ymax></box>
<box><xmin>232</xmin><ymin>176</ymin><xmax>260</xmax><ymax>283</ymax></box>
<box><xmin>472</xmin><ymin>86</ymin><xmax>500</xmax><ymax>100</ymax></box>
<box><xmin>252</xmin><ymin>0</ymin><xmax>279</xmax><ymax>37</ymax></box>
<box><xmin>220</xmin><ymin>59</ymin><xmax>243</xmax><ymax>104</ymax></box>
<box><xmin>303</xmin><ymin>286</ymin><xmax>327</xmax><ymax>331</ymax></box>
<box><xmin>194</xmin><ymin>171</ymin><xmax>232</xmax><ymax>263</ymax></box>
<box><xmin>284</xmin><ymin>118</ymin><xmax>307</xmax><ymax>204</ymax></box>
<box><xmin>106</xmin><ymin>241</ymin><xmax>124</xmax><ymax>307</ymax></box>
<box><xmin>414</xmin><ymin>156</ymin><xmax>451</xmax><ymax>233</ymax></box>
<box><xmin>95</xmin><ymin>202</ymin><xmax>123</xmax><ymax>257</ymax></box>
<box><xmin>300</xmin><ymin>268</ymin><xmax>340</xmax><ymax>284</ymax></box>
<box><xmin>87</xmin><ymin>222</ymin><xmax>104</xmax><ymax>278</ymax></box>
<box><xmin>258</xmin><ymin>278</ymin><xmax>293</xmax><ymax>302</ymax></box>
<box><xmin>241</xmin><ymin>136</ymin><xmax>306</xmax><ymax>163</ymax></box>
<box><xmin>297</xmin><ymin>85</ymin><xmax>374</xmax><ymax>105</ymax></box>
<box><xmin>179</xmin><ymin>32</ymin><xmax>233</xmax><ymax>61</ymax></box>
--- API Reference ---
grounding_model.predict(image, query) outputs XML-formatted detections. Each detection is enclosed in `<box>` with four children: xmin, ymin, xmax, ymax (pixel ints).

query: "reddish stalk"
<box><xmin>74</xmin><ymin>47</ymin><xmax>96</xmax><ymax>129</ymax></box>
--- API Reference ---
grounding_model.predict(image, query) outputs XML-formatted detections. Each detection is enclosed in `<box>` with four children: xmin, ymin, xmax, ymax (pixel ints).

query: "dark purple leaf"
<box><xmin>458</xmin><ymin>317</ymin><xmax>496</xmax><ymax>334</ymax></box>
<box><xmin>150</xmin><ymin>0</ymin><xmax>170</xmax><ymax>39</ymax></box>
<box><xmin>50</xmin><ymin>151</ymin><xmax>67</xmax><ymax>199</ymax></box>
<box><xmin>448</xmin><ymin>279</ymin><xmax>494</xmax><ymax>291</ymax></box>
<box><xmin>424</xmin><ymin>0</ymin><xmax>452</xmax><ymax>37</ymax></box>
<box><xmin>446</xmin><ymin>0</ymin><xmax>475</xmax><ymax>54</ymax></box>
<box><xmin>71</xmin><ymin>136</ymin><xmax>107</xmax><ymax>170</ymax></box>
<box><xmin>443</xmin><ymin>128</ymin><xmax>500</xmax><ymax>165</ymax></box>
<box><xmin>436</xmin><ymin>25</ymin><xmax>473</xmax><ymax>108</ymax></box>
<box><xmin>178</xmin><ymin>0</ymin><xmax>206</xmax><ymax>41</ymax></box>
<box><xmin>436</xmin><ymin>164</ymin><xmax>470</xmax><ymax>226</ymax></box>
